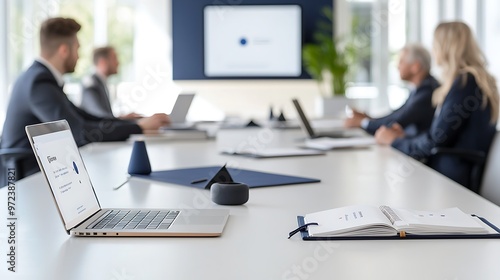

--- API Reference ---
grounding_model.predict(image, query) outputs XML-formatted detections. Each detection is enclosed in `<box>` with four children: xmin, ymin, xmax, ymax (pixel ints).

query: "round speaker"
<box><xmin>211</xmin><ymin>182</ymin><xmax>249</xmax><ymax>205</ymax></box>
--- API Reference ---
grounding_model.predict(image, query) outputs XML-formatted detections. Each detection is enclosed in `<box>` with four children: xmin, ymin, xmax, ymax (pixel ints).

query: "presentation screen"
<box><xmin>203</xmin><ymin>5</ymin><xmax>302</xmax><ymax>77</ymax></box>
<box><xmin>172</xmin><ymin>0</ymin><xmax>333</xmax><ymax>80</ymax></box>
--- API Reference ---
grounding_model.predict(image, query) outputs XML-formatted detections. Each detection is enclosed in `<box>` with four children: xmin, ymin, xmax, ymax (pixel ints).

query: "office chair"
<box><xmin>478</xmin><ymin>131</ymin><xmax>500</xmax><ymax>206</ymax></box>
<box><xmin>0</xmin><ymin>138</ymin><xmax>34</xmax><ymax>188</ymax></box>
<box><xmin>430</xmin><ymin>147</ymin><xmax>486</xmax><ymax>193</ymax></box>
<box><xmin>430</xmin><ymin>131</ymin><xmax>499</xmax><ymax>198</ymax></box>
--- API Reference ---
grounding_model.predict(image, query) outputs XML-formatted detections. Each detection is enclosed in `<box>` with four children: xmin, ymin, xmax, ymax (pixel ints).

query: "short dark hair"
<box><xmin>92</xmin><ymin>46</ymin><xmax>115</xmax><ymax>65</ymax></box>
<box><xmin>40</xmin><ymin>17</ymin><xmax>81</xmax><ymax>56</ymax></box>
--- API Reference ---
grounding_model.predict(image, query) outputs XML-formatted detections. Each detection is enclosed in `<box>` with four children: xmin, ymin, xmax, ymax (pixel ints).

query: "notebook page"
<box><xmin>390</xmin><ymin>207</ymin><xmax>489</xmax><ymax>234</ymax></box>
<box><xmin>304</xmin><ymin>205</ymin><xmax>396</xmax><ymax>237</ymax></box>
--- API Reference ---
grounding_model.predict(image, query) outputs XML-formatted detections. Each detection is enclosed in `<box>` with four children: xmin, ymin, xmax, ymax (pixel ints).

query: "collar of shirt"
<box><xmin>94</xmin><ymin>71</ymin><xmax>107</xmax><ymax>85</ymax></box>
<box><xmin>35</xmin><ymin>57</ymin><xmax>65</xmax><ymax>88</ymax></box>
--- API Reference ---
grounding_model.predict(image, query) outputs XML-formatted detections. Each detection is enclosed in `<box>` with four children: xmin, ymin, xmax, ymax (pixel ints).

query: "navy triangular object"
<box><xmin>246</xmin><ymin>120</ymin><xmax>260</xmax><ymax>127</ymax></box>
<box><xmin>203</xmin><ymin>165</ymin><xmax>234</xmax><ymax>189</ymax></box>
<box><xmin>278</xmin><ymin>110</ymin><xmax>287</xmax><ymax>122</ymax></box>
<box><xmin>127</xmin><ymin>140</ymin><xmax>152</xmax><ymax>175</ymax></box>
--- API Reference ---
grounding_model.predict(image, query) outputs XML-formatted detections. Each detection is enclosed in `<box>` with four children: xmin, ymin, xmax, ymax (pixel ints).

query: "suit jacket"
<box><xmin>392</xmin><ymin>73</ymin><xmax>497</xmax><ymax>189</ymax></box>
<box><xmin>365</xmin><ymin>75</ymin><xmax>440</xmax><ymax>136</ymax></box>
<box><xmin>1</xmin><ymin>61</ymin><xmax>142</xmax><ymax>175</ymax></box>
<box><xmin>80</xmin><ymin>73</ymin><xmax>115</xmax><ymax>118</ymax></box>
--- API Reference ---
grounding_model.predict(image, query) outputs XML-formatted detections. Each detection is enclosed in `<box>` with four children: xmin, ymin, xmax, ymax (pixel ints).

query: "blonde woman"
<box><xmin>375</xmin><ymin>21</ymin><xmax>499</xmax><ymax>190</ymax></box>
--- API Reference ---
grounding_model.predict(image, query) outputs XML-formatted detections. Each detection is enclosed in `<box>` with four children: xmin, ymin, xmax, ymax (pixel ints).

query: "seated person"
<box><xmin>0</xmin><ymin>17</ymin><xmax>170</xmax><ymax>178</ymax></box>
<box><xmin>375</xmin><ymin>21</ymin><xmax>499</xmax><ymax>190</ymax></box>
<box><xmin>345</xmin><ymin>43</ymin><xmax>440</xmax><ymax>136</ymax></box>
<box><xmin>80</xmin><ymin>46</ymin><xmax>140</xmax><ymax>119</ymax></box>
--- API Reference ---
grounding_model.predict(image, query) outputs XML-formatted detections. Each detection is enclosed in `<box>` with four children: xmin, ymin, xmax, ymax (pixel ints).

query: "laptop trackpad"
<box><xmin>175</xmin><ymin>216</ymin><xmax>226</xmax><ymax>225</ymax></box>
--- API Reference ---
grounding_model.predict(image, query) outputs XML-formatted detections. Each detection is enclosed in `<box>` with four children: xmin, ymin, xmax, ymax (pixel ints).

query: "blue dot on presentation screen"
<box><xmin>239</xmin><ymin>38</ymin><xmax>247</xmax><ymax>46</ymax></box>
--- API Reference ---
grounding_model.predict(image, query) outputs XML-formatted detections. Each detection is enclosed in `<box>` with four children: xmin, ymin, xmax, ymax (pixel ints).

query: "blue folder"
<box><xmin>131</xmin><ymin>166</ymin><xmax>320</xmax><ymax>188</ymax></box>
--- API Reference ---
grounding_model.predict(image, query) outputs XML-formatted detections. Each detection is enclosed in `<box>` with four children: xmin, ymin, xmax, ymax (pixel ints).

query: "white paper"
<box><xmin>305</xmin><ymin>137</ymin><xmax>376</xmax><ymax>151</ymax></box>
<box><xmin>304</xmin><ymin>205</ymin><xmax>396</xmax><ymax>237</ymax></box>
<box><xmin>391</xmin><ymin>207</ymin><xmax>489</xmax><ymax>234</ymax></box>
<box><xmin>221</xmin><ymin>147</ymin><xmax>324</xmax><ymax>158</ymax></box>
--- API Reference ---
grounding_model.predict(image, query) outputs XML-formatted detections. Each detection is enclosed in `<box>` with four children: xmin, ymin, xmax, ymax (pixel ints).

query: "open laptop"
<box><xmin>165</xmin><ymin>93</ymin><xmax>196</xmax><ymax>129</ymax></box>
<box><xmin>292</xmin><ymin>99</ymin><xmax>350</xmax><ymax>139</ymax></box>
<box><xmin>25</xmin><ymin>120</ymin><xmax>229</xmax><ymax>237</ymax></box>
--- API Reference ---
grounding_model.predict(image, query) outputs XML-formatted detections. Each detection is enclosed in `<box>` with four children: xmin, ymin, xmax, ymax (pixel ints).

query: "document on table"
<box><xmin>221</xmin><ymin>147</ymin><xmax>325</xmax><ymax>158</ymax></box>
<box><xmin>128</xmin><ymin>130</ymin><xmax>208</xmax><ymax>142</ymax></box>
<box><xmin>304</xmin><ymin>137</ymin><xmax>376</xmax><ymax>151</ymax></box>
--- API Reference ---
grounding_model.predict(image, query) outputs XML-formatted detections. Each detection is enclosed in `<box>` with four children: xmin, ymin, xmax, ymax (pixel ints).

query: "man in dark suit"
<box><xmin>345</xmin><ymin>44</ymin><xmax>440</xmax><ymax>137</ymax></box>
<box><xmin>1</xmin><ymin>17</ymin><xmax>169</xmax><ymax>178</ymax></box>
<box><xmin>80</xmin><ymin>46</ymin><xmax>140</xmax><ymax>119</ymax></box>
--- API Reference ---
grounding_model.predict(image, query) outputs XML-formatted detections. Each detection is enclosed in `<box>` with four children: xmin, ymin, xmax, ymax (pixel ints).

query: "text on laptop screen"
<box><xmin>33</xmin><ymin>130</ymin><xmax>100</xmax><ymax>230</ymax></box>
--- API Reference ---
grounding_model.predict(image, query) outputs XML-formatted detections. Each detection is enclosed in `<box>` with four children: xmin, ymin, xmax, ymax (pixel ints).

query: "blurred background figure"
<box><xmin>80</xmin><ymin>46</ymin><xmax>141</xmax><ymax>119</ymax></box>
<box><xmin>1</xmin><ymin>18</ymin><xmax>170</xmax><ymax>180</ymax></box>
<box><xmin>345</xmin><ymin>43</ymin><xmax>439</xmax><ymax>137</ymax></box>
<box><xmin>375</xmin><ymin>21</ymin><xmax>499</xmax><ymax>190</ymax></box>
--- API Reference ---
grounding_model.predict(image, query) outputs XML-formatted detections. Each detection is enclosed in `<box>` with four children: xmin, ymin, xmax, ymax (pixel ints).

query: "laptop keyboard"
<box><xmin>87</xmin><ymin>210</ymin><xmax>180</xmax><ymax>230</ymax></box>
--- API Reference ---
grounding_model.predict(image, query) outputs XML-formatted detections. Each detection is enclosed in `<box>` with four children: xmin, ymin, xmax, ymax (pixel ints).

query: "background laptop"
<box><xmin>166</xmin><ymin>93</ymin><xmax>196</xmax><ymax>129</ymax></box>
<box><xmin>292</xmin><ymin>99</ymin><xmax>350</xmax><ymax>139</ymax></box>
<box><xmin>26</xmin><ymin>120</ymin><xmax>228</xmax><ymax>237</ymax></box>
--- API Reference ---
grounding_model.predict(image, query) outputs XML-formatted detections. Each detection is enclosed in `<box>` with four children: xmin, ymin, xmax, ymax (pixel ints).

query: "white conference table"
<box><xmin>1</xmin><ymin>128</ymin><xmax>500</xmax><ymax>280</ymax></box>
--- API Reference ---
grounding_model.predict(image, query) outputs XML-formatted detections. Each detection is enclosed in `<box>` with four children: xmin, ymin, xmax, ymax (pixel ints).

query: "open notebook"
<box><xmin>289</xmin><ymin>205</ymin><xmax>500</xmax><ymax>240</ymax></box>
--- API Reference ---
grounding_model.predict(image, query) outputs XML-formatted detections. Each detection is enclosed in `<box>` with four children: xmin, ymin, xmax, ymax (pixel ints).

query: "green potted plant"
<box><xmin>302</xmin><ymin>7</ymin><xmax>358</xmax><ymax>117</ymax></box>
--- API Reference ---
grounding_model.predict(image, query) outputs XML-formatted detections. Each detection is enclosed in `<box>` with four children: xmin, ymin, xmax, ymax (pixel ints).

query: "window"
<box><xmin>59</xmin><ymin>0</ymin><xmax>94</xmax><ymax>81</ymax></box>
<box><xmin>484</xmin><ymin>0</ymin><xmax>500</xmax><ymax>88</ymax></box>
<box><xmin>349</xmin><ymin>1</ymin><xmax>373</xmax><ymax>84</ymax></box>
<box><xmin>346</xmin><ymin>0</ymin><xmax>408</xmax><ymax>113</ymax></box>
<box><xmin>0</xmin><ymin>1</ymin><xmax>7</xmax><ymax>129</ymax></box>
<box><xmin>107</xmin><ymin>1</ymin><xmax>135</xmax><ymax>83</ymax></box>
<box><xmin>409</xmin><ymin>0</ymin><xmax>500</xmax><ymax>93</ymax></box>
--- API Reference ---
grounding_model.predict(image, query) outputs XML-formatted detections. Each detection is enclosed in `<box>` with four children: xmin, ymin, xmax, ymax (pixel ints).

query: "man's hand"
<box><xmin>344</xmin><ymin>109</ymin><xmax>369</xmax><ymax>128</ymax></box>
<box><xmin>120</xmin><ymin>112</ymin><xmax>143</xmax><ymax>120</ymax></box>
<box><xmin>375</xmin><ymin>123</ymin><xmax>405</xmax><ymax>145</ymax></box>
<box><xmin>137</xmin><ymin>113</ymin><xmax>170</xmax><ymax>132</ymax></box>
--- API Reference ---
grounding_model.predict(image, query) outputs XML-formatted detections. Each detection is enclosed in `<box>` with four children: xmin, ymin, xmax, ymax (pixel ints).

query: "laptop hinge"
<box><xmin>71</xmin><ymin>208</ymin><xmax>105</xmax><ymax>232</ymax></box>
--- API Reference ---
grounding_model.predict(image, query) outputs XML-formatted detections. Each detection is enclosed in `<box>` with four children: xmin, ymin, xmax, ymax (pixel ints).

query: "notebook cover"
<box><xmin>296</xmin><ymin>216</ymin><xmax>500</xmax><ymax>240</ymax></box>
<box><xmin>132</xmin><ymin>166</ymin><xmax>320</xmax><ymax>189</ymax></box>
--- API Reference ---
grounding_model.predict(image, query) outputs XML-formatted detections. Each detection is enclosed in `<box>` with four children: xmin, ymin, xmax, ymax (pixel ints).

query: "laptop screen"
<box><xmin>169</xmin><ymin>93</ymin><xmax>195</xmax><ymax>123</ymax></box>
<box><xmin>31</xmin><ymin>126</ymin><xmax>100</xmax><ymax>231</ymax></box>
<box><xmin>292</xmin><ymin>99</ymin><xmax>316</xmax><ymax>137</ymax></box>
